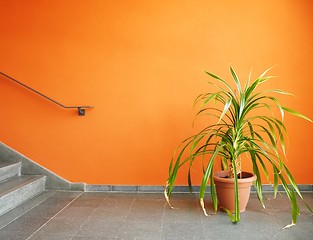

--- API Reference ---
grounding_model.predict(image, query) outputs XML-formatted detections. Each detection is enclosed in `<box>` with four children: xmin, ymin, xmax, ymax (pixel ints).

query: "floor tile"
<box><xmin>72</xmin><ymin>236</ymin><xmax>117</xmax><ymax>240</ymax></box>
<box><xmin>0</xmin><ymin>191</ymin><xmax>312</xmax><ymax>240</ymax></box>
<box><xmin>70</xmin><ymin>193</ymin><xmax>106</xmax><ymax>207</ymax></box>
<box><xmin>125</xmin><ymin>200</ymin><xmax>164</xmax><ymax>222</ymax></box>
<box><xmin>29</xmin><ymin>233</ymin><xmax>74</xmax><ymax>240</ymax></box>
<box><xmin>38</xmin><ymin>191</ymin><xmax>81</xmax><ymax>208</ymax></box>
<box><xmin>76</xmin><ymin>219</ymin><xmax>122</xmax><ymax>238</ymax></box>
<box><xmin>0</xmin><ymin>231</ymin><xmax>32</xmax><ymax>240</ymax></box>
<box><xmin>1</xmin><ymin>214</ymin><xmax>49</xmax><ymax>233</ymax></box>
<box><xmin>55</xmin><ymin>206</ymin><xmax>96</xmax><ymax>219</ymax></box>
<box><xmin>162</xmin><ymin>222</ymin><xmax>206</xmax><ymax>240</ymax></box>
<box><xmin>117</xmin><ymin>220</ymin><xmax>162</xmax><ymax>239</ymax></box>
<box><xmin>34</xmin><ymin>217</ymin><xmax>86</xmax><ymax>236</ymax></box>
<box><xmin>90</xmin><ymin>197</ymin><xmax>134</xmax><ymax>221</ymax></box>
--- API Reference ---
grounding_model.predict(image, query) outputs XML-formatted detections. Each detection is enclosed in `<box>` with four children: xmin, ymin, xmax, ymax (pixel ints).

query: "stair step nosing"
<box><xmin>0</xmin><ymin>176</ymin><xmax>46</xmax><ymax>216</ymax></box>
<box><xmin>0</xmin><ymin>162</ymin><xmax>21</xmax><ymax>182</ymax></box>
<box><xmin>0</xmin><ymin>176</ymin><xmax>46</xmax><ymax>198</ymax></box>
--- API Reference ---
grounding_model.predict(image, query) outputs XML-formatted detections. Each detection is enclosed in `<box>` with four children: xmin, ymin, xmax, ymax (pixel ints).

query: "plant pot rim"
<box><xmin>213</xmin><ymin>170</ymin><xmax>257</xmax><ymax>184</ymax></box>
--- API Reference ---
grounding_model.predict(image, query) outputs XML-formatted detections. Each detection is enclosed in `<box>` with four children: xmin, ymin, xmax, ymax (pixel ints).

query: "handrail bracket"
<box><xmin>78</xmin><ymin>107</ymin><xmax>85</xmax><ymax>116</ymax></box>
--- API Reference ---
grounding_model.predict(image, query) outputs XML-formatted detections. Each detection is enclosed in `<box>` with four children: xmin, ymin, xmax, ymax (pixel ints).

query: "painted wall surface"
<box><xmin>0</xmin><ymin>0</ymin><xmax>312</xmax><ymax>185</ymax></box>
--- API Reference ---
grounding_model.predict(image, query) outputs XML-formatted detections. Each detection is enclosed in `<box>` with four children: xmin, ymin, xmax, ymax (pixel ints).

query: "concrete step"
<box><xmin>0</xmin><ymin>161</ymin><xmax>21</xmax><ymax>182</ymax></box>
<box><xmin>0</xmin><ymin>175</ymin><xmax>46</xmax><ymax>216</ymax></box>
<box><xmin>0</xmin><ymin>190</ymin><xmax>55</xmax><ymax>229</ymax></box>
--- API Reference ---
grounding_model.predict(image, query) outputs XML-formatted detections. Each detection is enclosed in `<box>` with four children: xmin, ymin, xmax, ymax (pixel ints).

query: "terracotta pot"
<box><xmin>213</xmin><ymin>171</ymin><xmax>256</xmax><ymax>213</ymax></box>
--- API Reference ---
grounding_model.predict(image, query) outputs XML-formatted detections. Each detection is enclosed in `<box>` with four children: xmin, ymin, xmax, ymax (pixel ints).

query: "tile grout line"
<box><xmin>117</xmin><ymin>195</ymin><xmax>136</xmax><ymax>239</ymax></box>
<box><xmin>25</xmin><ymin>192</ymin><xmax>84</xmax><ymax>240</ymax></box>
<box><xmin>72</xmin><ymin>192</ymin><xmax>111</xmax><ymax>238</ymax></box>
<box><xmin>122</xmin><ymin>195</ymin><xmax>136</xmax><ymax>223</ymax></box>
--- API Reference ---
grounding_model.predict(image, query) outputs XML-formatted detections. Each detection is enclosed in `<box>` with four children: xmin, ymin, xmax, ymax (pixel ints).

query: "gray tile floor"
<box><xmin>0</xmin><ymin>191</ymin><xmax>312</xmax><ymax>240</ymax></box>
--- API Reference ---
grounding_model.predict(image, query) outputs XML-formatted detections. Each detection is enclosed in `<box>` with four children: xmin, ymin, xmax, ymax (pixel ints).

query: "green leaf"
<box><xmin>210</xmin><ymin>172</ymin><xmax>218</xmax><ymax>212</ymax></box>
<box><xmin>188</xmin><ymin>169</ymin><xmax>192</xmax><ymax>193</ymax></box>
<box><xmin>230</xmin><ymin>66</ymin><xmax>242</xmax><ymax>94</ymax></box>
<box><xmin>222</xmin><ymin>207</ymin><xmax>238</xmax><ymax>223</ymax></box>
<box><xmin>273</xmin><ymin>167</ymin><xmax>278</xmax><ymax>198</ymax></box>
<box><xmin>244</xmin><ymin>67</ymin><xmax>252</xmax><ymax>92</ymax></box>
<box><xmin>231</xmin><ymin>160</ymin><xmax>240</xmax><ymax>222</ymax></box>
<box><xmin>217</xmin><ymin>99</ymin><xmax>232</xmax><ymax>125</ymax></box>
<box><xmin>277</xmin><ymin>171</ymin><xmax>299</xmax><ymax>225</ymax></box>
<box><xmin>205</xmin><ymin>71</ymin><xmax>237</xmax><ymax>97</ymax></box>
<box><xmin>255</xmin><ymin>153</ymin><xmax>270</xmax><ymax>182</ymax></box>
<box><xmin>282</xmin><ymin>107</ymin><xmax>313</xmax><ymax>122</ymax></box>
<box><xmin>200</xmin><ymin>146</ymin><xmax>223</xmax><ymax>199</ymax></box>
<box><xmin>250</xmin><ymin>151</ymin><xmax>265</xmax><ymax>208</ymax></box>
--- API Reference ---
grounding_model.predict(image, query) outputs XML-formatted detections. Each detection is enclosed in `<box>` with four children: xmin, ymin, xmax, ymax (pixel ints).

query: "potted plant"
<box><xmin>164</xmin><ymin>66</ymin><xmax>312</xmax><ymax>227</ymax></box>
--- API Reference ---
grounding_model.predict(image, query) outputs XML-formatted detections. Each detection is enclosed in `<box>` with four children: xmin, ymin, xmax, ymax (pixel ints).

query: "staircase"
<box><xmin>0</xmin><ymin>160</ymin><xmax>46</xmax><ymax>216</ymax></box>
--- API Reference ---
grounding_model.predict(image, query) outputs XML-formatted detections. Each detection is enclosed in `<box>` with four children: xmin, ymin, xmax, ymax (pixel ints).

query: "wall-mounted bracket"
<box><xmin>78</xmin><ymin>107</ymin><xmax>85</xmax><ymax>116</ymax></box>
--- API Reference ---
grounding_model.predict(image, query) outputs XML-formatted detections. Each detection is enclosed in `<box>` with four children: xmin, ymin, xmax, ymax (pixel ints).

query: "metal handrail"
<box><xmin>0</xmin><ymin>71</ymin><xmax>94</xmax><ymax>116</ymax></box>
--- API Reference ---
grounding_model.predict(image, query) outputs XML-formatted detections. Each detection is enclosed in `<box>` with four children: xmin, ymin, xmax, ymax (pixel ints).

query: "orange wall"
<box><xmin>0</xmin><ymin>0</ymin><xmax>313</xmax><ymax>185</ymax></box>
